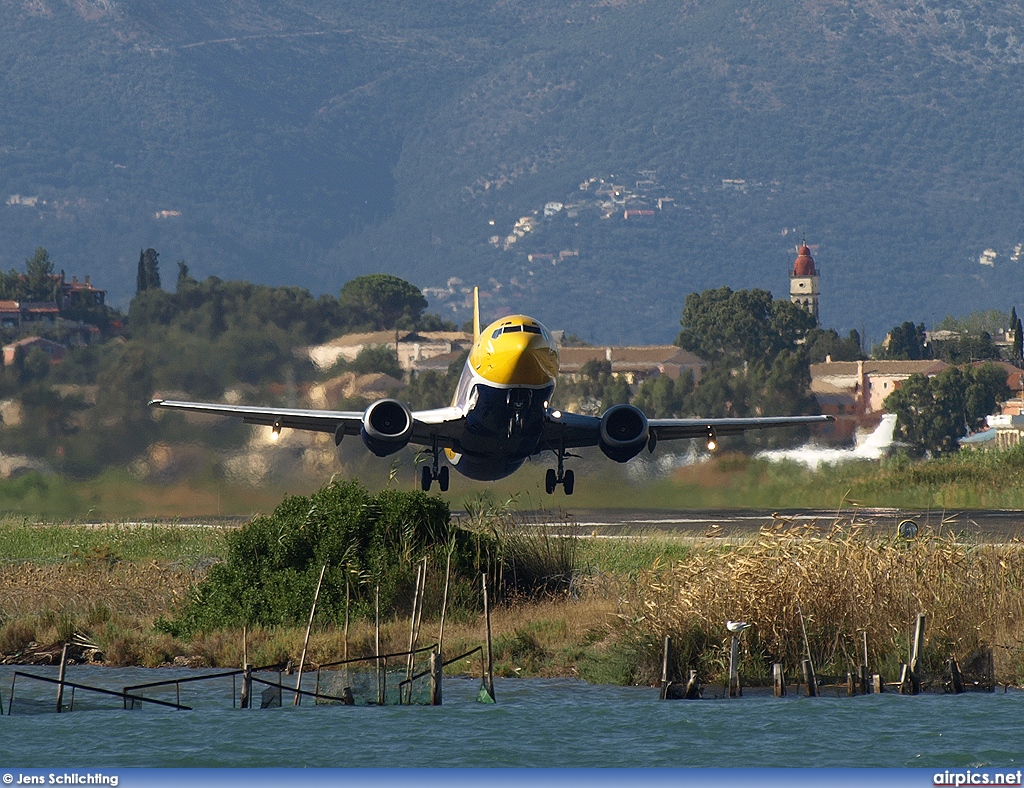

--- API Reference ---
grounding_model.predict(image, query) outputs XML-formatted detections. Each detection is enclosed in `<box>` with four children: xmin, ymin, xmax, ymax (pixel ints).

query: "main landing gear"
<box><xmin>421</xmin><ymin>439</ymin><xmax>449</xmax><ymax>492</ymax></box>
<box><xmin>545</xmin><ymin>447</ymin><xmax>575</xmax><ymax>495</ymax></box>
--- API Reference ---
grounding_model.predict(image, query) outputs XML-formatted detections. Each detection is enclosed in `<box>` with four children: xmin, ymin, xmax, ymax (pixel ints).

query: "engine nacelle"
<box><xmin>599</xmin><ymin>404</ymin><xmax>650</xmax><ymax>463</ymax></box>
<box><xmin>360</xmin><ymin>399</ymin><xmax>414</xmax><ymax>457</ymax></box>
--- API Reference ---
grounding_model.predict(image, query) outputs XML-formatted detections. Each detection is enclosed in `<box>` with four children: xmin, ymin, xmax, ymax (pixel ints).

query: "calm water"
<box><xmin>1</xmin><ymin>666</ymin><xmax>1022</xmax><ymax>767</ymax></box>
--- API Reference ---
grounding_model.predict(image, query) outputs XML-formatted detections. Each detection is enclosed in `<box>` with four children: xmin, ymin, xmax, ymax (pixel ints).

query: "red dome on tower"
<box><xmin>792</xmin><ymin>245</ymin><xmax>817</xmax><ymax>277</ymax></box>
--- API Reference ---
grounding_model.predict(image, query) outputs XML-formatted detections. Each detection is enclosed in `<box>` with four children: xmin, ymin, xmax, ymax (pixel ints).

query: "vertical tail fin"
<box><xmin>473</xmin><ymin>286</ymin><xmax>481</xmax><ymax>338</ymax></box>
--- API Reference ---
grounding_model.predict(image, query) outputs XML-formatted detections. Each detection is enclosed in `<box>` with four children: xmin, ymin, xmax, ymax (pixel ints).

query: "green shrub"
<box><xmin>162</xmin><ymin>479</ymin><xmax>491</xmax><ymax>636</ymax></box>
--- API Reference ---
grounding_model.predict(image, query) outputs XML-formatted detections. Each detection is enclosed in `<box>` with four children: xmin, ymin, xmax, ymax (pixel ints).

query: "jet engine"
<box><xmin>599</xmin><ymin>404</ymin><xmax>650</xmax><ymax>463</ymax></box>
<box><xmin>360</xmin><ymin>399</ymin><xmax>414</xmax><ymax>457</ymax></box>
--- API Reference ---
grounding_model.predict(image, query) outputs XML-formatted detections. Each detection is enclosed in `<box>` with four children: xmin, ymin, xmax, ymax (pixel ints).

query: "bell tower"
<box><xmin>790</xmin><ymin>241</ymin><xmax>819</xmax><ymax>324</ymax></box>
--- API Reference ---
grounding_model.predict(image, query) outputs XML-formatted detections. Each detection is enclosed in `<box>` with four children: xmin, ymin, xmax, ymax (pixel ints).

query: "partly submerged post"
<box><xmin>909</xmin><ymin>613</ymin><xmax>925</xmax><ymax>695</ymax></box>
<box><xmin>802</xmin><ymin>659</ymin><xmax>818</xmax><ymax>697</ymax></box>
<box><xmin>375</xmin><ymin>584</ymin><xmax>384</xmax><ymax>706</ymax></box>
<box><xmin>55</xmin><ymin>642</ymin><xmax>68</xmax><ymax>713</ymax></box>
<box><xmin>727</xmin><ymin>636</ymin><xmax>741</xmax><ymax>698</ymax></box>
<box><xmin>872</xmin><ymin>673</ymin><xmax>884</xmax><ymax>694</ymax></box>
<box><xmin>773</xmin><ymin>663</ymin><xmax>786</xmax><ymax>697</ymax></box>
<box><xmin>294</xmin><ymin>563</ymin><xmax>327</xmax><ymax>706</ymax></box>
<box><xmin>240</xmin><ymin>664</ymin><xmax>252</xmax><ymax>709</ymax></box>
<box><xmin>482</xmin><ymin>572</ymin><xmax>495</xmax><ymax>702</ymax></box>
<box><xmin>684</xmin><ymin>669</ymin><xmax>700</xmax><ymax>699</ymax></box>
<box><xmin>659</xmin><ymin>635</ymin><xmax>671</xmax><ymax>700</ymax></box>
<box><xmin>947</xmin><ymin>657</ymin><xmax>965</xmax><ymax>694</ymax></box>
<box><xmin>429</xmin><ymin>648</ymin><xmax>442</xmax><ymax>706</ymax></box>
<box><xmin>846</xmin><ymin>671</ymin><xmax>856</xmax><ymax>697</ymax></box>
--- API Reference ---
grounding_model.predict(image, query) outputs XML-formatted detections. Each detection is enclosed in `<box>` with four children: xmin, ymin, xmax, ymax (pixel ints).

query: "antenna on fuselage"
<box><xmin>473</xmin><ymin>286</ymin><xmax>481</xmax><ymax>338</ymax></box>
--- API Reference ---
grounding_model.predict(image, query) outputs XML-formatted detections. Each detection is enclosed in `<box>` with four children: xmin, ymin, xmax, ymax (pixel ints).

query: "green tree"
<box><xmin>805</xmin><ymin>328</ymin><xmax>865</xmax><ymax>363</ymax></box>
<box><xmin>23</xmin><ymin>247</ymin><xmax>58</xmax><ymax>302</ymax></box>
<box><xmin>338</xmin><ymin>274</ymin><xmax>428</xmax><ymax>331</ymax></box>
<box><xmin>136</xmin><ymin>248</ymin><xmax>161</xmax><ymax>295</ymax></box>
<box><xmin>880</xmin><ymin>322</ymin><xmax>929</xmax><ymax>360</ymax></box>
<box><xmin>677</xmin><ymin>287</ymin><xmax>815</xmax><ymax>367</ymax></box>
<box><xmin>885</xmin><ymin>364</ymin><xmax>1010</xmax><ymax>456</ymax></box>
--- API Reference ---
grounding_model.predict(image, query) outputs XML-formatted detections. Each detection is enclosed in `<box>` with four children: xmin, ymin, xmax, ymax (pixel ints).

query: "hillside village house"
<box><xmin>304</xmin><ymin>330</ymin><xmax>474</xmax><ymax>373</ymax></box>
<box><xmin>557</xmin><ymin>346</ymin><xmax>706</xmax><ymax>384</ymax></box>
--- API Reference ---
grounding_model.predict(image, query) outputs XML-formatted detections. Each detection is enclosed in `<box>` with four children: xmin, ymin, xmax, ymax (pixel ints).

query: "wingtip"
<box><xmin>148</xmin><ymin>399</ymin><xmax>163</xmax><ymax>407</ymax></box>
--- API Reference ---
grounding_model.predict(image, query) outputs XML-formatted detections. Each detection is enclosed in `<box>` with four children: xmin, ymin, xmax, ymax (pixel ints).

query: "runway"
<box><xmin>515</xmin><ymin>507</ymin><xmax>1024</xmax><ymax>541</ymax></box>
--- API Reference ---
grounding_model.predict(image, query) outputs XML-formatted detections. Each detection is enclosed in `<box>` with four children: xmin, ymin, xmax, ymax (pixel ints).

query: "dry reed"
<box><xmin>616</xmin><ymin>519</ymin><xmax>1024</xmax><ymax>684</ymax></box>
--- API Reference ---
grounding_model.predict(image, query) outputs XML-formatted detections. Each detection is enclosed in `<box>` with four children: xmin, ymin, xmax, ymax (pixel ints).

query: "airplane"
<box><xmin>149</xmin><ymin>289</ymin><xmax>834</xmax><ymax>495</ymax></box>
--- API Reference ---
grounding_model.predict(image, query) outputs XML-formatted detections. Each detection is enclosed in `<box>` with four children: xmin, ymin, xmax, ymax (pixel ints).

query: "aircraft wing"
<box><xmin>148</xmin><ymin>399</ymin><xmax>467</xmax><ymax>448</ymax></box>
<box><xmin>542</xmin><ymin>411</ymin><xmax>834</xmax><ymax>450</ymax></box>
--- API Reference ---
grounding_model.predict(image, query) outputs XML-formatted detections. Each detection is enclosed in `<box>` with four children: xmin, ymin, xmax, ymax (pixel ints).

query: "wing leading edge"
<box><xmin>148</xmin><ymin>399</ymin><xmax>466</xmax><ymax>448</ymax></box>
<box><xmin>541</xmin><ymin>412</ymin><xmax>834</xmax><ymax>450</ymax></box>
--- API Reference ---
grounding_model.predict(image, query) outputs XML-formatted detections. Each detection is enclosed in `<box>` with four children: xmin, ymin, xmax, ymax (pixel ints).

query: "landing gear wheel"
<box><xmin>563</xmin><ymin>469</ymin><xmax>575</xmax><ymax>496</ymax></box>
<box><xmin>545</xmin><ymin>468</ymin><xmax>557</xmax><ymax>495</ymax></box>
<box><xmin>438</xmin><ymin>465</ymin><xmax>450</xmax><ymax>492</ymax></box>
<box><xmin>421</xmin><ymin>465</ymin><xmax>432</xmax><ymax>492</ymax></box>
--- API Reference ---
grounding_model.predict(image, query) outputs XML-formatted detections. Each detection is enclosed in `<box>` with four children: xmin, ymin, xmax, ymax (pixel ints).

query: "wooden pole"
<box><xmin>899</xmin><ymin>663</ymin><xmax>913</xmax><ymax>694</ymax></box>
<box><xmin>375</xmin><ymin>584</ymin><xmax>383</xmax><ymax>705</ymax></box>
<box><xmin>438</xmin><ymin>546</ymin><xmax>452</xmax><ymax>661</ymax></box>
<box><xmin>861</xmin><ymin>664</ymin><xmax>871</xmax><ymax>694</ymax></box>
<box><xmin>659</xmin><ymin>635</ymin><xmax>671</xmax><ymax>700</ymax></box>
<box><xmin>483</xmin><ymin>572</ymin><xmax>495</xmax><ymax>702</ymax></box>
<box><xmin>802</xmin><ymin>658</ymin><xmax>818</xmax><ymax>697</ymax></box>
<box><xmin>773</xmin><ymin>663</ymin><xmax>786</xmax><ymax>697</ymax></box>
<box><xmin>294</xmin><ymin>563</ymin><xmax>327</xmax><ymax>706</ymax></box>
<box><xmin>240</xmin><ymin>663</ymin><xmax>252</xmax><ymax>709</ymax></box>
<box><xmin>872</xmin><ymin>673</ymin><xmax>883</xmax><ymax>694</ymax></box>
<box><xmin>846</xmin><ymin>671</ymin><xmax>856</xmax><ymax>696</ymax></box>
<box><xmin>343</xmin><ymin>571</ymin><xmax>350</xmax><ymax>691</ymax></box>
<box><xmin>429</xmin><ymin>647</ymin><xmax>442</xmax><ymax>706</ymax></box>
<box><xmin>404</xmin><ymin>562</ymin><xmax>423</xmax><ymax>704</ymax></box>
<box><xmin>909</xmin><ymin>613</ymin><xmax>925</xmax><ymax>695</ymax></box>
<box><xmin>55</xmin><ymin>642</ymin><xmax>68</xmax><ymax>713</ymax></box>
<box><xmin>948</xmin><ymin>657</ymin><xmax>965</xmax><ymax>694</ymax></box>
<box><xmin>727</xmin><ymin>635</ymin><xmax>740</xmax><ymax>698</ymax></box>
<box><xmin>684</xmin><ymin>669</ymin><xmax>700</xmax><ymax>699</ymax></box>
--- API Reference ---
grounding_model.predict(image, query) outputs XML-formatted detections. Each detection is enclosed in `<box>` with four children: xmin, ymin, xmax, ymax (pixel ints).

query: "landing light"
<box><xmin>707</xmin><ymin>439</ymin><xmax>717</xmax><ymax>451</ymax></box>
<box><xmin>552</xmin><ymin>410</ymin><xmax>562</xmax><ymax>419</ymax></box>
<box><xmin>271</xmin><ymin>421</ymin><xmax>282</xmax><ymax>440</ymax></box>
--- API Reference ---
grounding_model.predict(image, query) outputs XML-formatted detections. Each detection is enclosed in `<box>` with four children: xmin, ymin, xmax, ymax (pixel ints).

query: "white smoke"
<box><xmin>756</xmin><ymin>413</ymin><xmax>898</xmax><ymax>470</ymax></box>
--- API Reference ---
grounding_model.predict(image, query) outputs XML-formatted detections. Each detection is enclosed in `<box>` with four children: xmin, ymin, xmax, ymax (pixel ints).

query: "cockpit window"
<box><xmin>491</xmin><ymin>328</ymin><xmax>502</xmax><ymax>339</ymax></box>
<box><xmin>503</xmin><ymin>325</ymin><xmax>522</xmax><ymax>333</ymax></box>
<box><xmin>523</xmin><ymin>325</ymin><xmax>542</xmax><ymax>334</ymax></box>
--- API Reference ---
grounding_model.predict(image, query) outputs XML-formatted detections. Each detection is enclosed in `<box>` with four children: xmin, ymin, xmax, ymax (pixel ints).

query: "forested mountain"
<box><xmin>3</xmin><ymin>0</ymin><xmax>1024</xmax><ymax>344</ymax></box>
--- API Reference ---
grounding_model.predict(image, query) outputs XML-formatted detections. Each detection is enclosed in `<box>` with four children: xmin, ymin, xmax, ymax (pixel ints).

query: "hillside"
<box><xmin>3</xmin><ymin>0</ymin><xmax>1024</xmax><ymax>343</ymax></box>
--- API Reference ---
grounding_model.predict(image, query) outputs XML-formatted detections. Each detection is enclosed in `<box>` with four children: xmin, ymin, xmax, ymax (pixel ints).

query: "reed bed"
<box><xmin>615</xmin><ymin>520</ymin><xmax>1024</xmax><ymax>685</ymax></box>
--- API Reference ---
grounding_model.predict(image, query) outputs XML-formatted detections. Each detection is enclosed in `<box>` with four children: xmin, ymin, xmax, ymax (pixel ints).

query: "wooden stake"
<box><xmin>240</xmin><ymin>663</ymin><xmax>252</xmax><ymax>709</ymax></box>
<box><xmin>948</xmin><ymin>657</ymin><xmax>965</xmax><ymax>694</ymax></box>
<box><xmin>404</xmin><ymin>562</ymin><xmax>423</xmax><ymax>704</ymax></box>
<box><xmin>728</xmin><ymin>635</ymin><xmax>740</xmax><ymax>698</ymax></box>
<box><xmin>375</xmin><ymin>584</ymin><xmax>383</xmax><ymax>705</ymax></box>
<box><xmin>802</xmin><ymin>658</ymin><xmax>818</xmax><ymax>697</ymax></box>
<box><xmin>483</xmin><ymin>572</ymin><xmax>495</xmax><ymax>702</ymax></box>
<box><xmin>429</xmin><ymin>648</ymin><xmax>442</xmax><ymax>706</ymax></box>
<box><xmin>872</xmin><ymin>673</ymin><xmax>883</xmax><ymax>694</ymax></box>
<box><xmin>343</xmin><ymin>572</ymin><xmax>350</xmax><ymax>691</ymax></box>
<box><xmin>909</xmin><ymin>613</ymin><xmax>925</xmax><ymax>695</ymax></box>
<box><xmin>773</xmin><ymin>663</ymin><xmax>786</xmax><ymax>697</ymax></box>
<box><xmin>294</xmin><ymin>563</ymin><xmax>327</xmax><ymax>706</ymax></box>
<box><xmin>659</xmin><ymin>635</ymin><xmax>671</xmax><ymax>700</ymax></box>
<box><xmin>684</xmin><ymin>669</ymin><xmax>700</xmax><ymax>699</ymax></box>
<box><xmin>860</xmin><ymin>665</ymin><xmax>871</xmax><ymax>694</ymax></box>
<box><xmin>846</xmin><ymin>671</ymin><xmax>856</xmax><ymax>697</ymax></box>
<box><xmin>438</xmin><ymin>545</ymin><xmax>453</xmax><ymax>661</ymax></box>
<box><xmin>55</xmin><ymin>642</ymin><xmax>68</xmax><ymax>713</ymax></box>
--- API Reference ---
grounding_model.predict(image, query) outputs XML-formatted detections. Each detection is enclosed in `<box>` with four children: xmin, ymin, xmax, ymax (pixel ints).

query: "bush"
<box><xmin>162</xmin><ymin>479</ymin><xmax>491</xmax><ymax>636</ymax></box>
